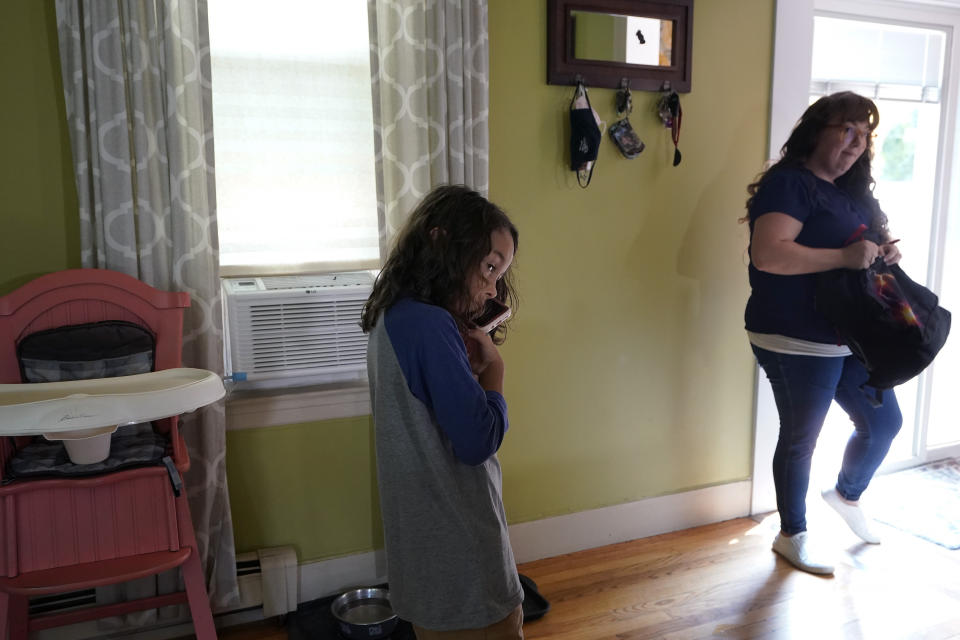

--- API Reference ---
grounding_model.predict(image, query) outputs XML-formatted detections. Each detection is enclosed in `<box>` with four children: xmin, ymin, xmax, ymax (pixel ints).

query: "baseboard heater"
<box><xmin>29</xmin><ymin>546</ymin><xmax>299</xmax><ymax>639</ymax></box>
<box><xmin>234</xmin><ymin>546</ymin><xmax>299</xmax><ymax>617</ymax></box>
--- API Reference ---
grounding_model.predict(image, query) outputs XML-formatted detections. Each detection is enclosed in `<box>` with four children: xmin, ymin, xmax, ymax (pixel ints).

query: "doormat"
<box><xmin>868</xmin><ymin>457</ymin><xmax>960</xmax><ymax>550</ymax></box>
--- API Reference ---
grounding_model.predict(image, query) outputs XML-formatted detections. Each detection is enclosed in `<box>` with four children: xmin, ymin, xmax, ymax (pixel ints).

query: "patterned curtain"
<box><xmin>367</xmin><ymin>0</ymin><xmax>491</xmax><ymax>255</ymax></box>
<box><xmin>54</xmin><ymin>0</ymin><xmax>239</xmax><ymax>622</ymax></box>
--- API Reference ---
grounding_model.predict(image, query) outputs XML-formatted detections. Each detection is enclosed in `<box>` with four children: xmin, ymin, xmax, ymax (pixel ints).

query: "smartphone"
<box><xmin>474</xmin><ymin>299</ymin><xmax>512</xmax><ymax>333</ymax></box>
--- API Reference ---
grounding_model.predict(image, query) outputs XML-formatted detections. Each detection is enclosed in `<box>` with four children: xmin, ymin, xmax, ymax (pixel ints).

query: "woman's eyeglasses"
<box><xmin>826</xmin><ymin>124</ymin><xmax>875</xmax><ymax>146</ymax></box>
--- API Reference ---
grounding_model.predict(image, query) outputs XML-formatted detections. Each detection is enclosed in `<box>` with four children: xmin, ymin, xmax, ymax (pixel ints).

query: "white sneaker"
<box><xmin>822</xmin><ymin>488</ymin><xmax>881</xmax><ymax>544</ymax></box>
<box><xmin>772</xmin><ymin>532</ymin><xmax>835</xmax><ymax>575</ymax></box>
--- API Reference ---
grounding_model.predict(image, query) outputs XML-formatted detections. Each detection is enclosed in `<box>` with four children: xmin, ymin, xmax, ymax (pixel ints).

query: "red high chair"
<box><xmin>0</xmin><ymin>269</ymin><xmax>217</xmax><ymax>639</ymax></box>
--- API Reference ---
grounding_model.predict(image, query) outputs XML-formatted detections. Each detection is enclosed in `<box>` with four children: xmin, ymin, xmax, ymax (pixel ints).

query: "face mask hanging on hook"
<box><xmin>569</xmin><ymin>79</ymin><xmax>603</xmax><ymax>188</ymax></box>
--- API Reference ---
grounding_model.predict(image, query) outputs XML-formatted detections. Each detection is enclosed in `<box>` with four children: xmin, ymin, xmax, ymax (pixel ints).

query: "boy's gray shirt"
<box><xmin>367</xmin><ymin>315</ymin><xmax>522</xmax><ymax>630</ymax></box>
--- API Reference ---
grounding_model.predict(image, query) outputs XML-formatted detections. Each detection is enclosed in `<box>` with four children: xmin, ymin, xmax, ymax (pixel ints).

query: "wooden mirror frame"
<box><xmin>547</xmin><ymin>0</ymin><xmax>693</xmax><ymax>92</ymax></box>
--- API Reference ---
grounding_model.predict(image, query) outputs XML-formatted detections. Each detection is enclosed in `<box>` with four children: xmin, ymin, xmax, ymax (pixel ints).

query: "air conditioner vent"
<box><xmin>223</xmin><ymin>272</ymin><xmax>375</xmax><ymax>387</ymax></box>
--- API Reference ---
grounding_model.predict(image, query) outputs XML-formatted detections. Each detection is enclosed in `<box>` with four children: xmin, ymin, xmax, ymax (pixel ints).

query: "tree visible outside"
<box><xmin>880</xmin><ymin>112</ymin><xmax>917</xmax><ymax>182</ymax></box>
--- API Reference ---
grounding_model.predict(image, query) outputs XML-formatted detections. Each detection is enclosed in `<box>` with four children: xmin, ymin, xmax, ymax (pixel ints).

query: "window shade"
<box><xmin>209</xmin><ymin>0</ymin><xmax>379</xmax><ymax>276</ymax></box>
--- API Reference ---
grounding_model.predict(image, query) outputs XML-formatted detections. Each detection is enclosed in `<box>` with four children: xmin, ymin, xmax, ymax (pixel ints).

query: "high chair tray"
<box><xmin>0</xmin><ymin>368</ymin><xmax>225</xmax><ymax>435</ymax></box>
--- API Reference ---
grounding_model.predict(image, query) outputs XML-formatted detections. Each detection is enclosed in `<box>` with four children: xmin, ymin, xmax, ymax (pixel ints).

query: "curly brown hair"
<box><xmin>360</xmin><ymin>185</ymin><xmax>519</xmax><ymax>343</ymax></box>
<box><xmin>743</xmin><ymin>91</ymin><xmax>888</xmax><ymax>237</ymax></box>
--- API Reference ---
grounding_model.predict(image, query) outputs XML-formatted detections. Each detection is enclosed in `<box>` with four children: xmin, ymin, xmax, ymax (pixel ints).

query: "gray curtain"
<box><xmin>54</xmin><ymin>0</ymin><xmax>239</xmax><ymax>623</ymax></box>
<box><xmin>367</xmin><ymin>0</ymin><xmax>491</xmax><ymax>255</ymax></box>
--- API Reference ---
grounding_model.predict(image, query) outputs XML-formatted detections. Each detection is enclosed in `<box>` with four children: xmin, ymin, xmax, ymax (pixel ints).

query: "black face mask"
<box><xmin>570</xmin><ymin>82</ymin><xmax>601</xmax><ymax>187</ymax></box>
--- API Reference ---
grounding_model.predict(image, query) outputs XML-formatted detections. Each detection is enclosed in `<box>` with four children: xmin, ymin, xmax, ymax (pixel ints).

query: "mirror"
<box><xmin>548</xmin><ymin>0</ymin><xmax>693</xmax><ymax>92</ymax></box>
<box><xmin>570</xmin><ymin>11</ymin><xmax>674</xmax><ymax>66</ymax></box>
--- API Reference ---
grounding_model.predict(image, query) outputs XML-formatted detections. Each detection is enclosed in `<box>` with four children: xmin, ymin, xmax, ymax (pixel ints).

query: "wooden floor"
<box><xmin>212</xmin><ymin>513</ymin><xmax>960</xmax><ymax>640</ymax></box>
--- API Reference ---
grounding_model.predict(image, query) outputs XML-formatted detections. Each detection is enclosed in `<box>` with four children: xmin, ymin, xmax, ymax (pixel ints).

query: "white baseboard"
<box><xmin>32</xmin><ymin>480</ymin><xmax>751</xmax><ymax>639</ymax></box>
<box><xmin>299</xmin><ymin>479</ymin><xmax>753</xmax><ymax>599</ymax></box>
<box><xmin>509</xmin><ymin>479</ymin><xmax>752</xmax><ymax>563</ymax></box>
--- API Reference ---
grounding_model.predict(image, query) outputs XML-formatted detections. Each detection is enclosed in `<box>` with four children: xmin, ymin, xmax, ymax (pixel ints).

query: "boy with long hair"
<box><xmin>362</xmin><ymin>185</ymin><xmax>523</xmax><ymax>638</ymax></box>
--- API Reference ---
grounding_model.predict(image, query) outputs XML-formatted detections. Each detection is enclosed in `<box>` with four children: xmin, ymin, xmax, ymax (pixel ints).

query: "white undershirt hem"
<box><xmin>747</xmin><ymin>331</ymin><xmax>852</xmax><ymax>357</ymax></box>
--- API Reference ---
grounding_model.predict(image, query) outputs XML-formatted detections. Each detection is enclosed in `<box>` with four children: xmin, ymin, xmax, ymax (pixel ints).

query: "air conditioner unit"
<box><xmin>222</xmin><ymin>272</ymin><xmax>375</xmax><ymax>387</ymax></box>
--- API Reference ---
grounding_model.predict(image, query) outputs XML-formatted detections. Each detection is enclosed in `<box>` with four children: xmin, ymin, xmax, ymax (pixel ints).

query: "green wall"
<box><xmin>489</xmin><ymin>0</ymin><xmax>770</xmax><ymax>521</ymax></box>
<box><xmin>0</xmin><ymin>2</ymin><xmax>80</xmax><ymax>295</ymax></box>
<box><xmin>226</xmin><ymin>416</ymin><xmax>383</xmax><ymax>557</ymax></box>
<box><xmin>5</xmin><ymin>0</ymin><xmax>774</xmax><ymax>564</ymax></box>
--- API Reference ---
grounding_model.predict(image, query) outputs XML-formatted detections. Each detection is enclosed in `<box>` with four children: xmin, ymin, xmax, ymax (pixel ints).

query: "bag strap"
<box><xmin>577</xmin><ymin>163</ymin><xmax>595</xmax><ymax>188</ymax></box>
<box><xmin>670</xmin><ymin>95</ymin><xmax>682</xmax><ymax>166</ymax></box>
<box><xmin>860</xmin><ymin>384</ymin><xmax>884</xmax><ymax>408</ymax></box>
<box><xmin>844</xmin><ymin>223</ymin><xmax>868</xmax><ymax>247</ymax></box>
<box><xmin>570</xmin><ymin>80</ymin><xmax>592</xmax><ymax>110</ymax></box>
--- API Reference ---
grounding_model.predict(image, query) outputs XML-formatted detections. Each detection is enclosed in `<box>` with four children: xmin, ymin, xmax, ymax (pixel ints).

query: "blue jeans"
<box><xmin>752</xmin><ymin>345</ymin><xmax>903</xmax><ymax>534</ymax></box>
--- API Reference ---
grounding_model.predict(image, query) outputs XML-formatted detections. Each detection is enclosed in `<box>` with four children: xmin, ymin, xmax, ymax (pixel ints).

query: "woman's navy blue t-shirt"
<box><xmin>745</xmin><ymin>167</ymin><xmax>873</xmax><ymax>344</ymax></box>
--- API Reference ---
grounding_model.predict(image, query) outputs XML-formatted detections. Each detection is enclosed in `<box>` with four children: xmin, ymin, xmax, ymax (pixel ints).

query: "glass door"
<box><xmin>808</xmin><ymin>12</ymin><xmax>960</xmax><ymax>484</ymax></box>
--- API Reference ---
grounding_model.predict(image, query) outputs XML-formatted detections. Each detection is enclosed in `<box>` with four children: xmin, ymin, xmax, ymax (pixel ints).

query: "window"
<box><xmin>208</xmin><ymin>0</ymin><xmax>379</xmax><ymax>277</ymax></box>
<box><xmin>209</xmin><ymin>1</ymin><xmax>378</xmax><ymax>424</ymax></box>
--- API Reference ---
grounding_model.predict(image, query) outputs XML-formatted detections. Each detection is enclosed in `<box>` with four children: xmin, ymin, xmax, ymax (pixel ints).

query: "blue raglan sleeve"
<box><xmin>384</xmin><ymin>300</ymin><xmax>508</xmax><ymax>466</ymax></box>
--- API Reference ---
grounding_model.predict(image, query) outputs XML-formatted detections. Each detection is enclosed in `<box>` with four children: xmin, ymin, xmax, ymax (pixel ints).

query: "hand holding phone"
<box><xmin>473</xmin><ymin>299</ymin><xmax>512</xmax><ymax>333</ymax></box>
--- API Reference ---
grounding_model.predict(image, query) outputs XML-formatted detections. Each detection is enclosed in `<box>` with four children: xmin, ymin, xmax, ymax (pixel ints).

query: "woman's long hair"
<box><xmin>743</xmin><ymin>91</ymin><xmax>888</xmax><ymax>236</ymax></box>
<box><xmin>361</xmin><ymin>185</ymin><xmax>519</xmax><ymax>343</ymax></box>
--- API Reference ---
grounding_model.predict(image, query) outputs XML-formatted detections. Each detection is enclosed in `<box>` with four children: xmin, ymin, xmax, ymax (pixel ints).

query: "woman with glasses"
<box><xmin>742</xmin><ymin>91</ymin><xmax>903</xmax><ymax>574</ymax></box>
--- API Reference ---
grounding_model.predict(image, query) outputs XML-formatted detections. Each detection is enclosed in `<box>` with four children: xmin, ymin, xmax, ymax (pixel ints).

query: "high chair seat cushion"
<box><xmin>4</xmin><ymin>425</ymin><xmax>167</xmax><ymax>482</ymax></box>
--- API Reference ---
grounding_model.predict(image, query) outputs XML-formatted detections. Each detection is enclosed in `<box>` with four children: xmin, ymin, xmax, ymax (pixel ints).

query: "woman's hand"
<box><xmin>841</xmin><ymin>239</ymin><xmax>881</xmax><ymax>270</ymax></box>
<box><xmin>880</xmin><ymin>239</ymin><xmax>902</xmax><ymax>265</ymax></box>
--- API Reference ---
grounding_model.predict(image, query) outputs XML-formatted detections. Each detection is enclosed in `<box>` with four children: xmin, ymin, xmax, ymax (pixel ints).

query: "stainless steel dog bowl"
<box><xmin>330</xmin><ymin>587</ymin><xmax>398</xmax><ymax>639</ymax></box>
